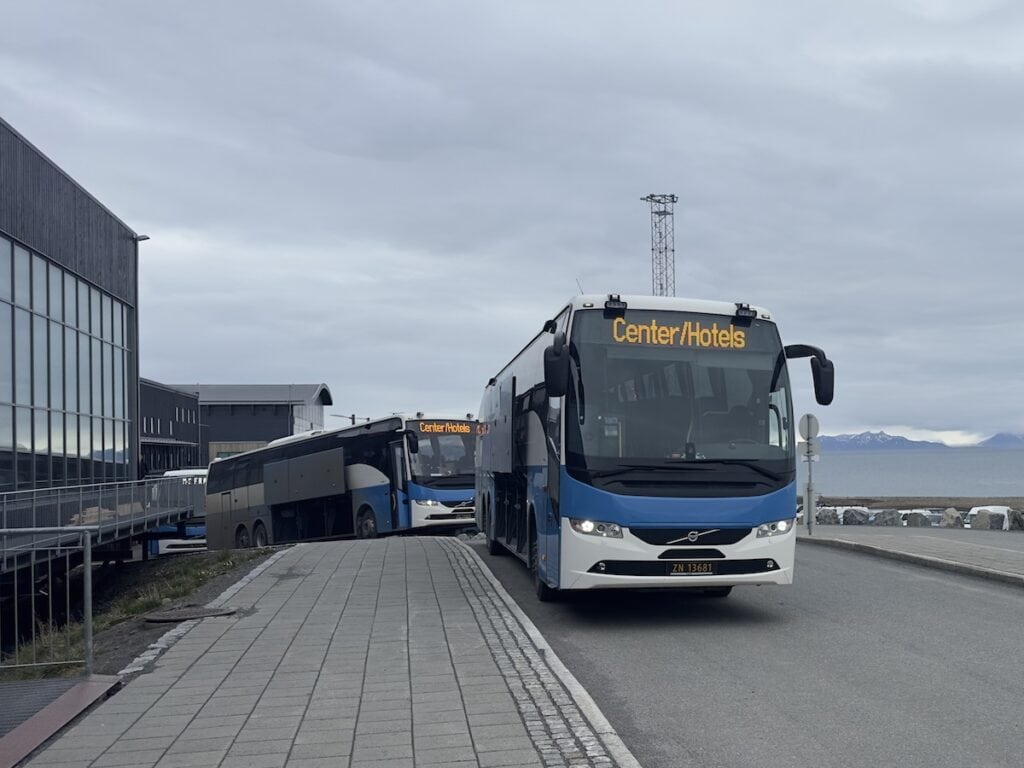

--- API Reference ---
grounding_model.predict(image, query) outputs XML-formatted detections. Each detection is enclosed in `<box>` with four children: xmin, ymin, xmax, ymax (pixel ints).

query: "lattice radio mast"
<box><xmin>641</xmin><ymin>193</ymin><xmax>679</xmax><ymax>296</ymax></box>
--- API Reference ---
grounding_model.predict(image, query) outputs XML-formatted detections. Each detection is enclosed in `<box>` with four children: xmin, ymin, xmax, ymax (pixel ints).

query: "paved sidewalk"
<box><xmin>798</xmin><ymin>526</ymin><xmax>1024</xmax><ymax>587</ymax></box>
<box><xmin>23</xmin><ymin>539</ymin><xmax>626</xmax><ymax>768</ymax></box>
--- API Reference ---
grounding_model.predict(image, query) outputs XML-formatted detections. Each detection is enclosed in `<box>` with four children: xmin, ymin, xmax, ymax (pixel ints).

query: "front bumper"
<box><xmin>411</xmin><ymin>502</ymin><xmax>476</xmax><ymax>529</ymax></box>
<box><xmin>559</xmin><ymin>517</ymin><xmax>795</xmax><ymax>590</ymax></box>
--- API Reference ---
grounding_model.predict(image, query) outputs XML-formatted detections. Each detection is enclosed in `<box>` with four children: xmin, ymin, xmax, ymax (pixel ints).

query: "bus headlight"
<box><xmin>757</xmin><ymin>518</ymin><xmax>794</xmax><ymax>538</ymax></box>
<box><xmin>413</xmin><ymin>499</ymin><xmax>441</xmax><ymax>507</ymax></box>
<box><xmin>570</xmin><ymin>518</ymin><xmax>623</xmax><ymax>538</ymax></box>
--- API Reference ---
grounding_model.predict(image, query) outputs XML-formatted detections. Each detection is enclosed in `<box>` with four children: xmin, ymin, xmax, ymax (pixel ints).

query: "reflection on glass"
<box><xmin>103</xmin><ymin>294</ymin><xmax>113</xmax><ymax>343</ymax></box>
<box><xmin>105</xmin><ymin>342</ymin><xmax>114</xmax><ymax>419</ymax></box>
<box><xmin>48</xmin><ymin>263</ymin><xmax>62</xmax><ymax>322</ymax></box>
<box><xmin>114</xmin><ymin>301</ymin><xmax>123</xmax><ymax>346</ymax></box>
<box><xmin>0</xmin><ymin>305</ymin><xmax>11</xmax><ymax>403</ymax></box>
<box><xmin>50</xmin><ymin>321</ymin><xmax>63</xmax><ymax>410</ymax></box>
<box><xmin>79</xmin><ymin>333</ymin><xmax>91</xmax><ymax>412</ymax></box>
<box><xmin>0</xmin><ymin>236</ymin><xmax>10</xmax><ymax>301</ymax></box>
<box><xmin>65</xmin><ymin>326</ymin><xmax>77</xmax><ymax>412</ymax></box>
<box><xmin>14</xmin><ymin>246</ymin><xmax>30</xmax><ymax>306</ymax></box>
<box><xmin>92</xmin><ymin>416</ymin><xmax>102</xmax><ymax>482</ymax></box>
<box><xmin>15</xmin><ymin>308</ymin><xmax>31</xmax><ymax>404</ymax></box>
<box><xmin>64</xmin><ymin>272</ymin><xmax>76</xmax><ymax>326</ymax></box>
<box><xmin>32</xmin><ymin>255</ymin><xmax>47</xmax><ymax>313</ymax></box>
<box><xmin>78</xmin><ymin>280</ymin><xmax>89</xmax><ymax>330</ymax></box>
<box><xmin>65</xmin><ymin>413</ymin><xmax>78</xmax><ymax>483</ymax></box>
<box><xmin>33</xmin><ymin>314</ymin><xmax>48</xmax><ymax>407</ymax></box>
<box><xmin>0</xmin><ymin>405</ymin><xmax>13</xmax><ymax>492</ymax></box>
<box><xmin>16</xmin><ymin>406</ymin><xmax>31</xmax><ymax>488</ymax></box>
<box><xmin>114</xmin><ymin>350</ymin><xmax>124</xmax><ymax>418</ymax></box>
<box><xmin>35</xmin><ymin>408</ymin><xmax>49</xmax><ymax>487</ymax></box>
<box><xmin>92</xmin><ymin>337</ymin><xmax>102</xmax><ymax>414</ymax></box>
<box><xmin>79</xmin><ymin>415</ymin><xmax>91</xmax><ymax>484</ymax></box>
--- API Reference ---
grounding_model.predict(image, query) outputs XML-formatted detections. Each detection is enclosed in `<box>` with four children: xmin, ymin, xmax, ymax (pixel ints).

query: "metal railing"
<box><xmin>0</xmin><ymin>527</ymin><xmax>95</xmax><ymax>675</ymax></box>
<box><xmin>1</xmin><ymin>477</ymin><xmax>203</xmax><ymax>574</ymax></box>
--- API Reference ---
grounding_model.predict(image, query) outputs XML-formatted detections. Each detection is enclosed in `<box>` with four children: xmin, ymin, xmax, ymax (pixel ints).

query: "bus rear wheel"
<box><xmin>234</xmin><ymin>525</ymin><xmax>251</xmax><ymax>549</ymax></box>
<box><xmin>253</xmin><ymin>523</ymin><xmax>268</xmax><ymax>548</ymax></box>
<box><xmin>484</xmin><ymin>503</ymin><xmax>504</xmax><ymax>556</ymax></box>
<box><xmin>356</xmin><ymin>509</ymin><xmax>378</xmax><ymax>539</ymax></box>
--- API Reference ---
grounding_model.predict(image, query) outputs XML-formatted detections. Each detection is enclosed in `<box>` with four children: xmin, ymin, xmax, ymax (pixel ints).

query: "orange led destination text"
<box><xmin>612</xmin><ymin>317</ymin><xmax>746</xmax><ymax>349</ymax></box>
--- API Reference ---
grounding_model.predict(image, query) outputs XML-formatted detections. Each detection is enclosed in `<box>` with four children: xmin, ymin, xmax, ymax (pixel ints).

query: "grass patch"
<box><xmin>1</xmin><ymin>548</ymin><xmax>270</xmax><ymax>680</ymax></box>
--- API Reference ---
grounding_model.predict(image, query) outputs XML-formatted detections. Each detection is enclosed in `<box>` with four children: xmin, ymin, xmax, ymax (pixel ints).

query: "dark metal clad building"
<box><xmin>139</xmin><ymin>378</ymin><xmax>201</xmax><ymax>475</ymax></box>
<box><xmin>171</xmin><ymin>384</ymin><xmax>333</xmax><ymax>461</ymax></box>
<box><xmin>0</xmin><ymin>117</ymin><xmax>140</xmax><ymax>492</ymax></box>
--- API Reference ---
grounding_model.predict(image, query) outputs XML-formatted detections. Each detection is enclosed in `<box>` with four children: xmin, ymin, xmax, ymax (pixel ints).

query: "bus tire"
<box><xmin>253</xmin><ymin>522</ymin><xmax>268</xmax><ymax>548</ymax></box>
<box><xmin>234</xmin><ymin>525</ymin><xmax>251</xmax><ymax>549</ymax></box>
<box><xmin>530</xmin><ymin>533</ymin><xmax>559</xmax><ymax>603</ymax></box>
<box><xmin>484</xmin><ymin>502</ymin><xmax>504</xmax><ymax>556</ymax></box>
<box><xmin>703</xmin><ymin>587</ymin><xmax>732</xmax><ymax>598</ymax></box>
<box><xmin>356</xmin><ymin>509</ymin><xmax>378</xmax><ymax>539</ymax></box>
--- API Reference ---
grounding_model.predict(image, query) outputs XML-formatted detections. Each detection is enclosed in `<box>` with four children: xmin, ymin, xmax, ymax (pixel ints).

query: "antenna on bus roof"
<box><xmin>575</xmin><ymin>277</ymin><xmax>585</xmax><ymax>294</ymax></box>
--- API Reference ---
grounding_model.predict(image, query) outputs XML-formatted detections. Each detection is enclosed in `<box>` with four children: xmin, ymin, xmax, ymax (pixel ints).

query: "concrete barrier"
<box><xmin>873</xmin><ymin>510</ymin><xmax>901</xmax><ymax>526</ymax></box>
<box><xmin>940</xmin><ymin>508</ymin><xmax>964</xmax><ymax>528</ymax></box>
<box><xmin>817</xmin><ymin>508</ymin><xmax>840</xmax><ymax>525</ymax></box>
<box><xmin>904</xmin><ymin>512</ymin><xmax>931</xmax><ymax>527</ymax></box>
<box><xmin>972</xmin><ymin>510</ymin><xmax>1006</xmax><ymax>530</ymax></box>
<box><xmin>843</xmin><ymin>508</ymin><xmax>869</xmax><ymax>526</ymax></box>
<box><xmin>1010</xmin><ymin>510</ymin><xmax>1024</xmax><ymax>531</ymax></box>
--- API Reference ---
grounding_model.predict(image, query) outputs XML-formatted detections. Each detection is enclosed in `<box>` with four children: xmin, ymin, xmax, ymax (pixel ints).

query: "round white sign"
<box><xmin>798</xmin><ymin>413</ymin><xmax>819</xmax><ymax>440</ymax></box>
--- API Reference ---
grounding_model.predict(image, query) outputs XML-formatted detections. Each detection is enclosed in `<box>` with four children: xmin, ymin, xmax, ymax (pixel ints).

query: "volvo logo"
<box><xmin>667</xmin><ymin>529</ymin><xmax>720</xmax><ymax>545</ymax></box>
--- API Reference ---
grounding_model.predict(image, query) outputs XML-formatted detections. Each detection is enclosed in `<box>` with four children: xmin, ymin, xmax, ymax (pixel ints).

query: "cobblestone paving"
<box><xmin>25</xmin><ymin>539</ymin><xmax>624</xmax><ymax>768</ymax></box>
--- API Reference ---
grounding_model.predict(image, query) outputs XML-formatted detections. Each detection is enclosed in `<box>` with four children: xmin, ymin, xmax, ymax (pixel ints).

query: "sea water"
<box><xmin>795</xmin><ymin>449</ymin><xmax>1024</xmax><ymax>497</ymax></box>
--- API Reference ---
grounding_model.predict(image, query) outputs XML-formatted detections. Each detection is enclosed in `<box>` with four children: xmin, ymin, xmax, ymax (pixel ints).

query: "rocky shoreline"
<box><xmin>820</xmin><ymin>496</ymin><xmax>1024</xmax><ymax>510</ymax></box>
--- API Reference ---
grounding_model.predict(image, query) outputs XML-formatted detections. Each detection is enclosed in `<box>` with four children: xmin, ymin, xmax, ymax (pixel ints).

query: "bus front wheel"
<box><xmin>530</xmin><ymin>537</ymin><xmax>559</xmax><ymax>602</ymax></box>
<box><xmin>234</xmin><ymin>525</ymin><xmax>251</xmax><ymax>549</ymax></box>
<box><xmin>484</xmin><ymin>503</ymin><xmax>504</xmax><ymax>556</ymax></box>
<box><xmin>356</xmin><ymin>509</ymin><xmax>378</xmax><ymax>539</ymax></box>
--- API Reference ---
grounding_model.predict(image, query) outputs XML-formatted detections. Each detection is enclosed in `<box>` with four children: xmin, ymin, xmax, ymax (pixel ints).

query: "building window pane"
<box><xmin>114</xmin><ymin>350</ymin><xmax>124</xmax><ymax>418</ymax></box>
<box><xmin>114</xmin><ymin>301</ymin><xmax>124</xmax><ymax>346</ymax></box>
<box><xmin>78</xmin><ymin>333</ymin><xmax>91</xmax><ymax>413</ymax></box>
<box><xmin>64</xmin><ymin>327</ymin><xmax>77</xmax><ymax>413</ymax></box>
<box><xmin>103</xmin><ymin>295</ymin><xmax>113</xmax><ymax>342</ymax></box>
<box><xmin>0</xmin><ymin>405</ymin><xmax>12</xmax><ymax>492</ymax></box>
<box><xmin>13</xmin><ymin>246</ymin><xmax>30</xmax><ymax>307</ymax></box>
<box><xmin>33</xmin><ymin>314</ymin><xmax>48</xmax><ymax>407</ymax></box>
<box><xmin>64</xmin><ymin>272</ymin><xmax>76</xmax><ymax>327</ymax></box>
<box><xmin>105</xmin><ymin>343</ymin><xmax>114</xmax><ymax>419</ymax></box>
<box><xmin>32</xmin><ymin>255</ymin><xmax>47</xmax><ymax>313</ymax></box>
<box><xmin>90</xmin><ymin>287</ymin><xmax>101</xmax><ymax>338</ymax></box>
<box><xmin>0</xmin><ymin>304</ymin><xmax>11</xmax><ymax>403</ymax></box>
<box><xmin>0</xmin><ymin>236</ymin><xmax>10</xmax><ymax>302</ymax></box>
<box><xmin>65</xmin><ymin>412</ymin><xmax>78</xmax><ymax>484</ymax></box>
<box><xmin>79</xmin><ymin>415</ymin><xmax>91</xmax><ymax>484</ymax></box>
<box><xmin>77</xmin><ymin>280</ymin><xmax>89</xmax><ymax>330</ymax></box>
<box><xmin>34</xmin><ymin>408</ymin><xmax>49</xmax><ymax>487</ymax></box>
<box><xmin>92</xmin><ymin>337</ymin><xmax>102</xmax><ymax>415</ymax></box>
<box><xmin>50</xmin><ymin>321</ymin><xmax>63</xmax><ymax>410</ymax></box>
<box><xmin>14</xmin><ymin>308</ymin><xmax>31</xmax><ymax>404</ymax></box>
<box><xmin>48</xmin><ymin>264</ymin><xmax>62</xmax><ymax>322</ymax></box>
<box><xmin>15</xmin><ymin>406</ymin><xmax>31</xmax><ymax>488</ymax></box>
<box><xmin>50</xmin><ymin>411</ymin><xmax>64</xmax><ymax>484</ymax></box>
<box><xmin>92</xmin><ymin>416</ymin><xmax>102</xmax><ymax>482</ymax></box>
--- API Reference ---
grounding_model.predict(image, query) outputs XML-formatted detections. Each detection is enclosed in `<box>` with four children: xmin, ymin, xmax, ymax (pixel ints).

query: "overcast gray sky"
<box><xmin>4</xmin><ymin>0</ymin><xmax>1023</xmax><ymax>443</ymax></box>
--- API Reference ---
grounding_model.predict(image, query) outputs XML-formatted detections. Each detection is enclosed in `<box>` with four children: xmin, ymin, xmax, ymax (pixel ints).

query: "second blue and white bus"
<box><xmin>476</xmin><ymin>294</ymin><xmax>834</xmax><ymax>600</ymax></box>
<box><xmin>205</xmin><ymin>414</ymin><xmax>476</xmax><ymax>549</ymax></box>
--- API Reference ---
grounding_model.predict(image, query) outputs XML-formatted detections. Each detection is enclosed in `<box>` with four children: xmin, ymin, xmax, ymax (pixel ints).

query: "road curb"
<box><xmin>798</xmin><ymin>535</ymin><xmax>1024</xmax><ymax>589</ymax></box>
<box><xmin>456</xmin><ymin>540</ymin><xmax>644</xmax><ymax>768</ymax></box>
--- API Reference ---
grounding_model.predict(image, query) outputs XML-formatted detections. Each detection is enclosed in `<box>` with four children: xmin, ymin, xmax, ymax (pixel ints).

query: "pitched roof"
<box><xmin>171</xmin><ymin>384</ymin><xmax>333</xmax><ymax>406</ymax></box>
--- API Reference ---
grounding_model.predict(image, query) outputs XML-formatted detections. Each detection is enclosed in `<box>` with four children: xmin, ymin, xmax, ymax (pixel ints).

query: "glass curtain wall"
<box><xmin>0</xmin><ymin>232</ymin><xmax>133</xmax><ymax>492</ymax></box>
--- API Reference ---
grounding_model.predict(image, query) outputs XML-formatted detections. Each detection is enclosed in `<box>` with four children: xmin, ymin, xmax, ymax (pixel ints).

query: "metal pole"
<box><xmin>82</xmin><ymin>531</ymin><xmax>93</xmax><ymax>676</ymax></box>
<box><xmin>806</xmin><ymin>439</ymin><xmax>814</xmax><ymax>535</ymax></box>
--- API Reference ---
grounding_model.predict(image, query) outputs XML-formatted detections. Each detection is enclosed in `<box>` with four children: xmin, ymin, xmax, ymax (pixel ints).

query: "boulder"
<box><xmin>873</xmin><ymin>509</ymin><xmax>901</xmax><ymax>526</ymax></box>
<box><xmin>843</xmin><ymin>508</ymin><xmax>869</xmax><ymax>526</ymax></box>
<box><xmin>940</xmin><ymin>508</ymin><xmax>964</xmax><ymax>528</ymax></box>
<box><xmin>972</xmin><ymin>510</ymin><xmax>1005</xmax><ymax>530</ymax></box>
<box><xmin>816</xmin><ymin>507</ymin><xmax>840</xmax><ymax>525</ymax></box>
<box><xmin>904</xmin><ymin>512</ymin><xmax>931</xmax><ymax>527</ymax></box>
<box><xmin>1010</xmin><ymin>509</ymin><xmax>1024</xmax><ymax>531</ymax></box>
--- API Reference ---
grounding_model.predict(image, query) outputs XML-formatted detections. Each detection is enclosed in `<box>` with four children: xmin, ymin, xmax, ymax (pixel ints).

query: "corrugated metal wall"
<box><xmin>0</xmin><ymin>119</ymin><xmax>137</xmax><ymax>304</ymax></box>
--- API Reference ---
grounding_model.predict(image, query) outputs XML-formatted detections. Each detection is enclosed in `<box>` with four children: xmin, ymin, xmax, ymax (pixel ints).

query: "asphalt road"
<box><xmin>470</xmin><ymin>540</ymin><xmax>1024</xmax><ymax>768</ymax></box>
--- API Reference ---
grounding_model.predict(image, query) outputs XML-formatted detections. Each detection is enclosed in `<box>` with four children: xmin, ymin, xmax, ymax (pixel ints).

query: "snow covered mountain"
<box><xmin>978</xmin><ymin>433</ymin><xmax>1024</xmax><ymax>449</ymax></box>
<box><xmin>817</xmin><ymin>431</ymin><xmax>948</xmax><ymax>451</ymax></box>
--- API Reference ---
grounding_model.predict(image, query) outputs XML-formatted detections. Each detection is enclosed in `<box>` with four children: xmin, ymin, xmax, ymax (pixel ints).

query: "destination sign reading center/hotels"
<box><xmin>611</xmin><ymin>316</ymin><xmax>747</xmax><ymax>349</ymax></box>
<box><xmin>416</xmin><ymin>421</ymin><xmax>473</xmax><ymax>435</ymax></box>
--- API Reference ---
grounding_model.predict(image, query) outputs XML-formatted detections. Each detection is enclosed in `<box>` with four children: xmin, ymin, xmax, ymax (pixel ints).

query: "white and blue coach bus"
<box><xmin>206</xmin><ymin>415</ymin><xmax>476</xmax><ymax>549</ymax></box>
<box><xmin>476</xmin><ymin>294</ymin><xmax>834</xmax><ymax>600</ymax></box>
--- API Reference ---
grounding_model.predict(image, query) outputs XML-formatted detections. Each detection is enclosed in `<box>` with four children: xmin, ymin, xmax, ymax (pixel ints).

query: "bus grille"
<box><xmin>630</xmin><ymin>528</ymin><xmax>751</xmax><ymax>546</ymax></box>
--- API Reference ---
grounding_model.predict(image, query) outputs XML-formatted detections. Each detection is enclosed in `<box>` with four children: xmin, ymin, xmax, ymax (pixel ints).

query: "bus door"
<box><xmin>389</xmin><ymin>440</ymin><xmax>408</xmax><ymax>530</ymax></box>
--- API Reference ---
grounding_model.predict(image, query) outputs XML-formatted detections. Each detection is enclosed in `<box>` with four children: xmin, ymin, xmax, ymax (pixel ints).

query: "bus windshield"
<box><xmin>407</xmin><ymin>420</ymin><xmax>476</xmax><ymax>488</ymax></box>
<box><xmin>565</xmin><ymin>309</ymin><xmax>794</xmax><ymax>495</ymax></box>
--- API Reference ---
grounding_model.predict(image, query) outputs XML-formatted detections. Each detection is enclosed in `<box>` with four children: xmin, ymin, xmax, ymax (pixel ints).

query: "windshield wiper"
<box><xmin>689</xmin><ymin>459</ymin><xmax>783</xmax><ymax>482</ymax></box>
<box><xmin>586</xmin><ymin>464</ymin><xmax>705</xmax><ymax>478</ymax></box>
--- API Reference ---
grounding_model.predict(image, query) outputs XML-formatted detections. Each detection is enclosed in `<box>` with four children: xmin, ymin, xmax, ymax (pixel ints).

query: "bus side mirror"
<box><xmin>811</xmin><ymin>357</ymin><xmax>834</xmax><ymax>406</ymax></box>
<box><xmin>544</xmin><ymin>332</ymin><xmax>570</xmax><ymax>398</ymax></box>
<box><xmin>403</xmin><ymin>430</ymin><xmax>420</xmax><ymax>453</ymax></box>
<box><xmin>785</xmin><ymin>344</ymin><xmax>835</xmax><ymax>406</ymax></box>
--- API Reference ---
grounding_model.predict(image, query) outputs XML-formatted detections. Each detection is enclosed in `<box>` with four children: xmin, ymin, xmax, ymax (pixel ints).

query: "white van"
<box><xmin>965</xmin><ymin>506</ymin><xmax>1012</xmax><ymax>531</ymax></box>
